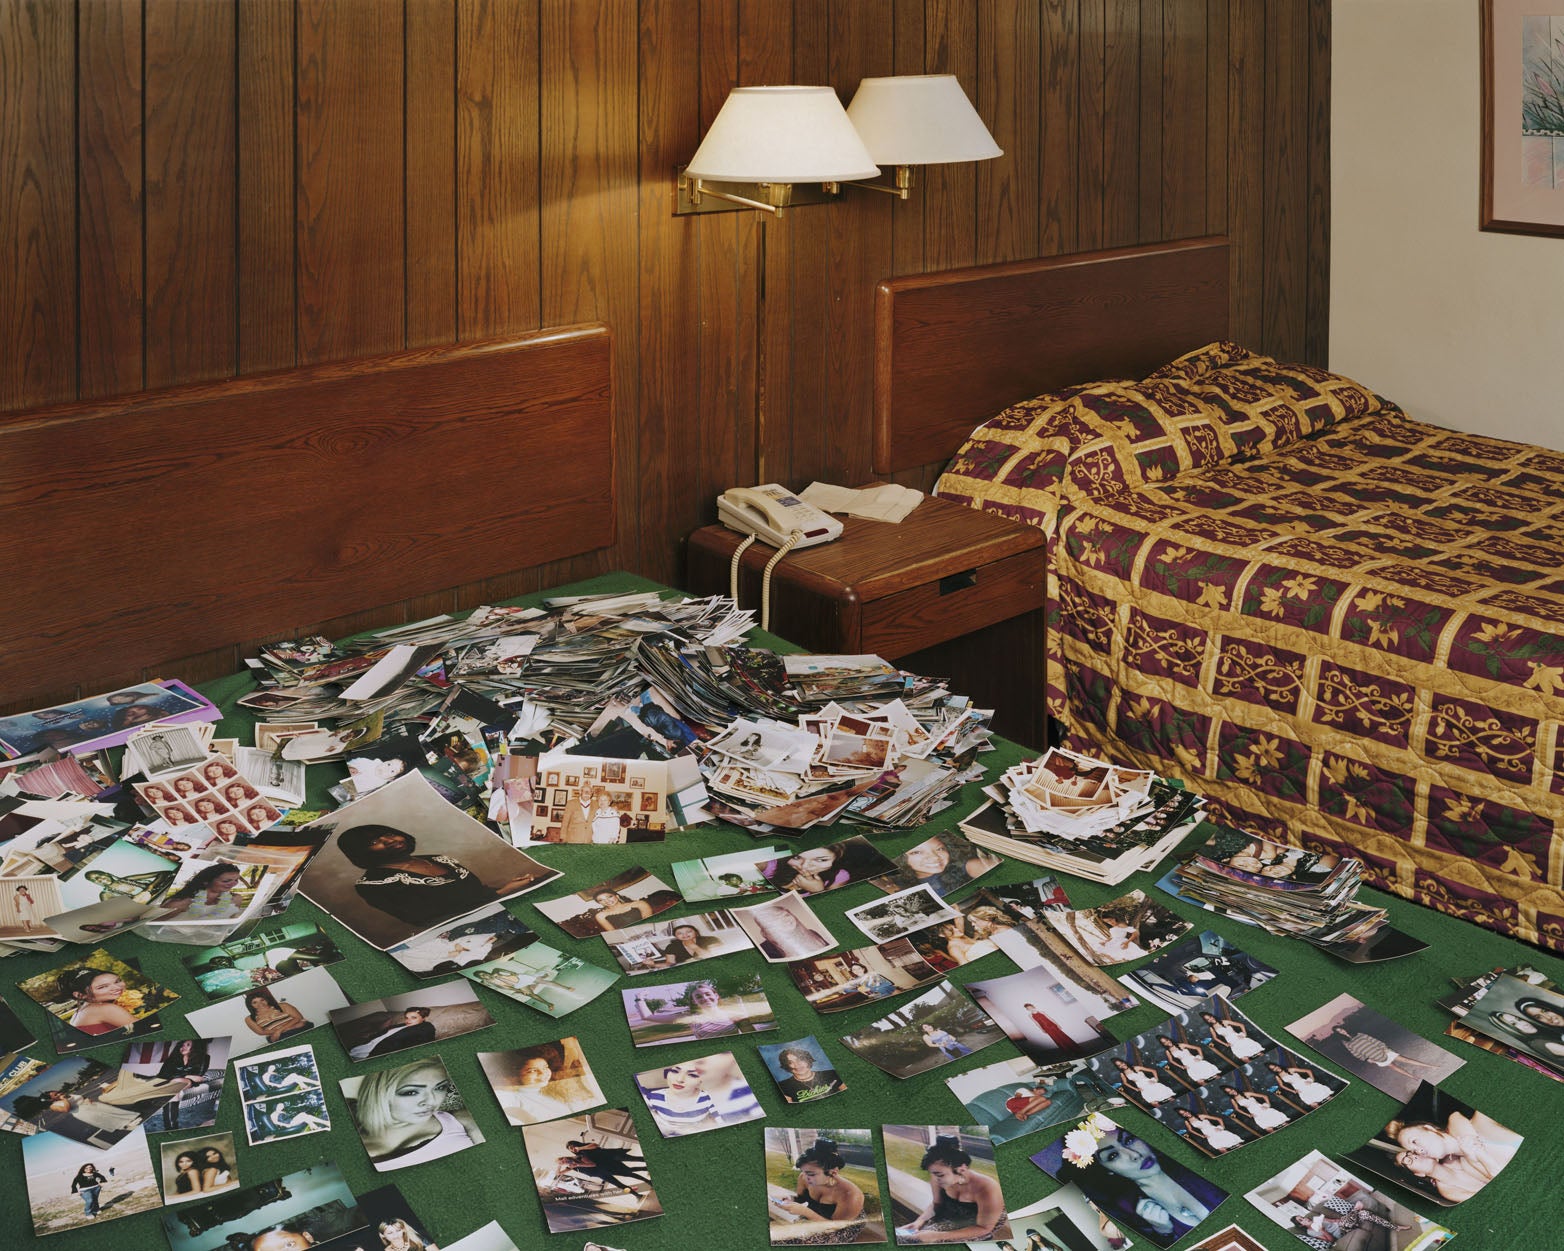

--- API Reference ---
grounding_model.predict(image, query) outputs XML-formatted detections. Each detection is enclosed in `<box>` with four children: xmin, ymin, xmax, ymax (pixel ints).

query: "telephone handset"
<box><xmin>717</xmin><ymin>484</ymin><xmax>843</xmax><ymax>549</ymax></box>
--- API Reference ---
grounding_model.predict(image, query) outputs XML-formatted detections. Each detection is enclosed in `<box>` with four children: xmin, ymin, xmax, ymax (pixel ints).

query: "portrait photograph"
<box><xmin>884</xmin><ymin>1124</ymin><xmax>1009</xmax><ymax>1245</ymax></box>
<box><xmin>311</xmin><ymin>1184</ymin><xmax>440</xmax><ymax>1251</ymax></box>
<box><xmin>331</xmin><ymin>979</ymin><xmax>494</xmax><ymax>1061</ymax></box>
<box><xmin>0</xmin><ymin>875</ymin><xmax>64</xmax><ymax>941</ymax></box>
<box><xmin>945</xmin><ymin>1054</ymin><xmax>1124</xmax><ymax>1147</ymax></box>
<box><xmin>23</xmin><ymin>1124</ymin><xmax>160</xmax><ymax>1236</ymax></box>
<box><xmin>845</xmin><ymin>883</ymin><xmax>959</xmax><ymax>945</ymax></box>
<box><xmin>786</xmin><ymin>938</ymin><xmax>943</xmax><ymax>1014</ymax></box>
<box><xmin>966</xmin><ymin>1186</ymin><xmax>1132</xmax><ymax>1251</ymax></box>
<box><xmin>1244</xmin><ymin>1149</ymin><xmax>1452</xmax><ymax>1250</ymax></box>
<box><xmin>839</xmin><ymin>981</ymin><xmax>1006</xmax><ymax>1080</ymax></box>
<box><xmin>734</xmin><ymin>891</ymin><xmax>836</xmax><ymax>963</ymax></box>
<box><xmin>340</xmin><ymin>1055</ymin><xmax>485</xmax><ymax>1172</ymax></box>
<box><xmin>759</xmin><ymin>836</ymin><xmax>898</xmax><ymax>897</ymax></box>
<box><xmin>533</xmin><ymin>865</ymin><xmax>682</xmax><ymax>939</ymax></box>
<box><xmin>1288</xmin><ymin>992</ymin><xmax>1465</xmax><ymax>1101</ymax></box>
<box><xmin>964</xmin><ymin>965</ymin><xmax>1115</xmax><ymax>1065</ymax></box>
<box><xmin>477</xmin><ymin>1036</ymin><xmax>606</xmax><ymax>1126</ymax></box>
<box><xmin>671</xmin><ymin>845</ymin><xmax>780</xmax><ymax>902</ymax></box>
<box><xmin>622</xmin><ymin>973</ymin><xmax>777</xmax><ymax>1047</ymax></box>
<box><xmin>297</xmin><ymin>771</ymin><xmax>559</xmax><ymax>949</ymax></box>
<box><xmin>184</xmin><ymin>963</ymin><xmax>350</xmax><ymax>1059</ymax></box>
<box><xmin>765</xmin><ymin>1126</ymin><xmax>885</xmax><ymax>1246</ymax></box>
<box><xmin>120</xmin><ymin>1036</ymin><xmax>231</xmax><ymax>1131</ymax></box>
<box><xmin>0</xmin><ymin>681</ymin><xmax>204</xmax><ymax>759</ymax></box>
<box><xmin>159</xmin><ymin>1130</ymin><xmax>240</xmax><ymax>1204</ymax></box>
<box><xmin>463</xmin><ymin>942</ymin><xmax>621</xmax><ymax>1018</ymax></box>
<box><xmin>385</xmin><ymin>903</ymin><xmax>539</xmax><ymax>979</ymax></box>
<box><xmin>519</xmin><ymin>1108</ymin><xmax>663</xmax><ymax>1234</ymax></box>
<box><xmin>1046</xmin><ymin>890</ymin><xmax>1190</xmax><ymax>966</ymax></box>
<box><xmin>1122</xmin><ymin>929</ymin><xmax>1278</xmax><ymax>1014</ymax></box>
<box><xmin>602</xmin><ymin>907</ymin><xmax>753</xmax><ymax>974</ymax></box>
<box><xmin>17</xmin><ymin>946</ymin><xmax>179</xmax><ymax>1036</ymax></box>
<box><xmin>870</xmin><ymin>829</ymin><xmax>1002</xmax><ymax>900</ymax></box>
<box><xmin>632</xmin><ymin>1049</ymin><xmax>763</xmax><ymax>1138</ymax></box>
<box><xmin>757</xmin><ymin>1036</ymin><xmax>848</xmax><ymax>1106</ymax></box>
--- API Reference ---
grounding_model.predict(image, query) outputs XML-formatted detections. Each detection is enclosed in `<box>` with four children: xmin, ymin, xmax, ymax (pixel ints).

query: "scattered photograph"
<box><xmin>528</xmin><ymin>750</ymin><xmax>675</xmax><ymax>844</ymax></box>
<box><xmin>1342</xmin><ymin>1081</ymin><xmax>1521</xmax><ymax>1206</ymax></box>
<box><xmin>141</xmin><ymin>855</ymin><xmax>288</xmax><ymax>942</ymax></box>
<box><xmin>340</xmin><ymin>1055</ymin><xmax>485</xmax><ymax>1171</ymax></box>
<box><xmin>757</xmin><ymin>1036</ymin><xmax>848</xmax><ymax>1105</ymax></box>
<box><xmin>534</xmin><ymin>866</ymin><xmax>682</xmax><ymax>939</ymax></box>
<box><xmin>311</xmin><ymin>1185</ymin><xmax>438</xmax><ymax>1251</ymax></box>
<box><xmin>786</xmin><ymin>938</ymin><xmax>944</xmax><ymax>1012</ymax></box>
<box><xmin>1186</xmin><ymin>1227</ymin><xmax>1269</xmax><ymax>1251</ymax></box>
<box><xmin>477</xmin><ymin>1036</ymin><xmax>606</xmax><ymax>1125</ymax></box>
<box><xmin>180</xmin><ymin>922</ymin><xmax>345</xmax><ymax>1002</ymax></box>
<box><xmin>871</xmin><ymin>829</ymin><xmax>1002</xmax><ymax>899</ymax></box>
<box><xmin>331</xmin><ymin>980</ymin><xmax>494</xmax><ymax>1060</ymax></box>
<box><xmin>904</xmin><ymin>903</ymin><xmax>1010</xmax><ymax>972</ymax></box>
<box><xmin>839</xmin><ymin>981</ymin><xmax>1005</xmax><ymax>1080</ymax></box>
<box><xmin>519</xmin><ymin>1107</ymin><xmax>663</xmax><ymax>1233</ymax></box>
<box><xmin>1046</xmin><ymin>890</ymin><xmax>1190</xmax><ymax>965</ymax></box>
<box><xmin>759</xmin><ymin>836</ymin><xmax>899</xmax><ymax>896</ymax></box>
<box><xmin>1287</xmin><ymin>993</ymin><xmax>1466</xmax><ymax>1101</ymax></box>
<box><xmin>23</xmin><ymin>1124</ymin><xmax>160</xmax><ymax>1235</ymax></box>
<box><xmin>0</xmin><ymin>876</ymin><xmax>65</xmax><ymax>940</ymax></box>
<box><xmin>966</xmin><ymin>1186</ymin><xmax>1134</xmax><ymax>1251</ymax></box>
<box><xmin>633</xmin><ymin>1049</ymin><xmax>764</xmax><ymax>1137</ymax></box>
<box><xmin>120</xmin><ymin>1036</ymin><xmax>231</xmax><ymax>1131</ymax></box>
<box><xmin>235</xmin><ymin>1044</ymin><xmax>330</xmax><ymax>1145</ymax></box>
<box><xmin>1032</xmin><ymin>1114</ymin><xmax>1228</xmax><ymax>1248</ymax></box>
<box><xmin>671</xmin><ymin>846</ymin><xmax>780</xmax><ymax>902</ymax></box>
<box><xmin>970</xmin><ymin>890</ymin><xmax>1137</xmax><ymax>1015</ymax></box>
<box><xmin>0</xmin><ymin>1053</ymin><xmax>183</xmax><ymax>1146</ymax></box>
<box><xmin>946</xmin><ymin>1054</ymin><xmax>1124</xmax><ymax>1147</ymax></box>
<box><xmin>883</xmin><ymin>1124</ymin><xmax>1010</xmax><ymax>1244</ymax></box>
<box><xmin>1451</xmin><ymin>971</ymin><xmax>1564</xmax><ymax>1070</ymax></box>
<box><xmin>159</xmin><ymin>1130</ymin><xmax>239</xmax><ymax>1204</ymax></box>
<box><xmin>159</xmin><ymin>1161</ymin><xmax>364</xmax><ymax>1251</ymax></box>
<box><xmin>765</xmin><ymin>1126</ymin><xmax>887</xmax><ymax>1245</ymax></box>
<box><xmin>622</xmin><ymin>973</ymin><xmax>778</xmax><ymax>1047</ymax></box>
<box><xmin>845</xmin><ymin>884</ymin><xmax>959</xmax><ymax>944</ymax></box>
<box><xmin>1121</xmin><ymin>930</ymin><xmax>1278</xmax><ymax>1014</ymax></box>
<box><xmin>734</xmin><ymin>891</ymin><xmax>837</xmax><ymax>962</ymax></box>
<box><xmin>463</xmin><ymin>943</ymin><xmax>620</xmax><ymax>1017</ymax></box>
<box><xmin>965</xmin><ymin>965</ymin><xmax>1117</xmax><ymax>1064</ymax></box>
<box><xmin>123</xmin><ymin>724</ymin><xmax>209</xmax><ymax>779</ymax></box>
<box><xmin>0</xmin><ymin>681</ymin><xmax>208</xmax><ymax>760</ymax></box>
<box><xmin>17</xmin><ymin>947</ymin><xmax>179</xmax><ymax>1036</ymax></box>
<box><xmin>599</xmin><ymin>907</ymin><xmax>753</xmax><ymax>974</ymax></box>
<box><xmin>296</xmin><ymin>771</ymin><xmax>559</xmax><ymax>949</ymax></box>
<box><xmin>385</xmin><ymin>904</ymin><xmax>539</xmax><ymax>978</ymax></box>
<box><xmin>440</xmin><ymin>1220</ymin><xmax>524</xmax><ymax>1251</ymax></box>
<box><xmin>1244</xmin><ymin>1149</ymin><xmax>1452</xmax><ymax>1249</ymax></box>
<box><xmin>184</xmin><ymin>964</ymin><xmax>350</xmax><ymax>1059</ymax></box>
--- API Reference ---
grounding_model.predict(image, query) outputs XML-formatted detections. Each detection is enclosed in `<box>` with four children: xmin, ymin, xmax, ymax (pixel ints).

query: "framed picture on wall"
<box><xmin>1482</xmin><ymin>0</ymin><xmax>1564</xmax><ymax>235</ymax></box>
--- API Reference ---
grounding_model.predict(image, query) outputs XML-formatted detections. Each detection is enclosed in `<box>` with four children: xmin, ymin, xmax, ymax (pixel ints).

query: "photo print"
<box><xmin>235</xmin><ymin>1044</ymin><xmax>330</xmax><ymax>1145</ymax></box>
<box><xmin>0</xmin><ymin>875</ymin><xmax>64</xmax><ymax>941</ymax></box>
<box><xmin>519</xmin><ymin>1107</ymin><xmax>663</xmax><ymax>1234</ymax></box>
<box><xmin>340</xmin><ymin>1055</ymin><xmax>485</xmax><ymax>1171</ymax></box>
<box><xmin>463</xmin><ymin>943</ymin><xmax>620</xmax><ymax>1017</ymax></box>
<box><xmin>839</xmin><ymin>981</ymin><xmax>1005</xmax><ymax>1080</ymax></box>
<box><xmin>296</xmin><ymin>771</ymin><xmax>559</xmax><ymax>949</ymax></box>
<box><xmin>1046</xmin><ymin>890</ymin><xmax>1190</xmax><ymax>966</ymax></box>
<box><xmin>17</xmin><ymin>947</ymin><xmax>179</xmax><ymax>1038</ymax></box>
<box><xmin>945</xmin><ymin>1054</ymin><xmax>1124</xmax><ymax>1147</ymax></box>
<box><xmin>159</xmin><ymin>1130</ymin><xmax>240</xmax><ymax>1205</ymax></box>
<box><xmin>883</xmin><ymin>1124</ymin><xmax>1010</xmax><ymax>1245</ymax></box>
<box><xmin>180</xmin><ymin>922</ymin><xmax>346</xmax><ymax>1003</ymax></box>
<box><xmin>734</xmin><ymin>891</ymin><xmax>837</xmax><ymax>962</ymax></box>
<box><xmin>1447</xmin><ymin>971</ymin><xmax>1564</xmax><ymax>1071</ymax></box>
<box><xmin>1187</xmin><ymin>1228</ymin><xmax>1270</xmax><ymax>1251</ymax></box>
<box><xmin>757</xmin><ymin>1036</ymin><xmax>848</xmax><ymax>1105</ymax></box>
<box><xmin>964</xmin><ymin>965</ymin><xmax>1120</xmax><ymax>1064</ymax></box>
<box><xmin>1342</xmin><ymin>1081</ymin><xmax>1522</xmax><ymax>1206</ymax></box>
<box><xmin>966</xmin><ymin>1186</ymin><xmax>1134</xmax><ymax>1251</ymax></box>
<box><xmin>902</xmin><ymin>900</ymin><xmax>1013</xmax><ymax>972</ymax></box>
<box><xmin>870</xmin><ymin>828</ymin><xmax>1003</xmax><ymax>899</ymax></box>
<box><xmin>0</xmin><ymin>1053</ymin><xmax>185</xmax><ymax>1147</ymax></box>
<box><xmin>140</xmin><ymin>854</ymin><xmax>289</xmax><ymax>943</ymax></box>
<box><xmin>477</xmin><ymin>1035</ymin><xmax>606</xmax><ymax>1126</ymax></box>
<box><xmin>123</xmin><ymin>724</ymin><xmax>210</xmax><ymax>780</ymax></box>
<box><xmin>385</xmin><ymin>903</ymin><xmax>539</xmax><ymax>979</ymax></box>
<box><xmin>309</xmin><ymin>1186</ymin><xmax>438</xmax><ymax>1251</ymax></box>
<box><xmin>440</xmin><ymin>1221</ymin><xmax>525</xmax><ymax>1251</ymax></box>
<box><xmin>621</xmin><ymin>973</ymin><xmax>778</xmax><ymax>1047</ymax></box>
<box><xmin>633</xmin><ymin>1049</ymin><xmax>764</xmax><ymax>1138</ymax></box>
<box><xmin>534</xmin><ymin>866</ymin><xmax>681</xmax><ymax>939</ymax></box>
<box><xmin>23</xmin><ymin>1124</ymin><xmax>160</xmax><ymax>1235</ymax></box>
<box><xmin>331</xmin><ymin>980</ymin><xmax>494</xmax><ymax>1061</ymax></box>
<box><xmin>119</xmin><ymin>1036</ymin><xmax>232</xmax><ymax>1131</ymax></box>
<box><xmin>599</xmin><ymin>907</ymin><xmax>753</xmax><ymax>974</ymax></box>
<box><xmin>42</xmin><ymin>963</ymin><xmax>166</xmax><ymax>1054</ymax></box>
<box><xmin>1192</xmin><ymin>828</ymin><xmax>1341</xmax><ymax>890</ymax></box>
<box><xmin>184</xmin><ymin>964</ymin><xmax>350</xmax><ymax>1059</ymax></box>
<box><xmin>1287</xmin><ymin>993</ymin><xmax>1465</xmax><ymax>1101</ymax></box>
<box><xmin>160</xmin><ymin>1161</ymin><xmax>365</xmax><ymax>1251</ymax></box>
<box><xmin>845</xmin><ymin>883</ymin><xmax>959</xmax><ymax>944</ymax></box>
<box><xmin>964</xmin><ymin>888</ymin><xmax>1137</xmax><ymax>1015</ymax></box>
<box><xmin>1244</xmin><ymin>1149</ymin><xmax>1452</xmax><ymax>1250</ymax></box>
<box><xmin>1032</xmin><ymin>1114</ymin><xmax>1228</xmax><ymax>1249</ymax></box>
<box><xmin>765</xmin><ymin>1126</ymin><xmax>887</xmax><ymax>1246</ymax></box>
<box><xmin>786</xmin><ymin>937</ymin><xmax>944</xmax><ymax>1013</ymax></box>
<box><xmin>0</xmin><ymin>680</ymin><xmax>210</xmax><ymax>760</ymax></box>
<box><xmin>758</xmin><ymin>835</ymin><xmax>899</xmax><ymax>896</ymax></box>
<box><xmin>235</xmin><ymin>744</ymin><xmax>307</xmax><ymax>807</ymax></box>
<box><xmin>1120</xmin><ymin>929</ymin><xmax>1278</xmax><ymax>1014</ymax></box>
<box><xmin>528</xmin><ymin>750</ymin><xmax>675</xmax><ymax>844</ymax></box>
<box><xmin>671</xmin><ymin>845</ymin><xmax>782</xmax><ymax>902</ymax></box>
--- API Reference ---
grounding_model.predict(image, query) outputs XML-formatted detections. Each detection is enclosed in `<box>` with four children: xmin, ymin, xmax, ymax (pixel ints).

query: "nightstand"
<box><xmin>686</xmin><ymin>492</ymin><xmax>1048</xmax><ymax>749</ymax></box>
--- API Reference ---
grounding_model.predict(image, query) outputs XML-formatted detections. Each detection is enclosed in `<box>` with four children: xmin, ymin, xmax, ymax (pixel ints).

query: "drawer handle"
<box><xmin>939</xmin><ymin>569</ymin><xmax>978</xmax><ymax>595</ymax></box>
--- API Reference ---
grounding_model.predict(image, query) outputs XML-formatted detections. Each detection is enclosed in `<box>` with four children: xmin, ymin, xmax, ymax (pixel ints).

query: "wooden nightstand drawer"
<box><xmin>859</xmin><ymin>549</ymin><xmax>1043</xmax><ymax>657</ymax></box>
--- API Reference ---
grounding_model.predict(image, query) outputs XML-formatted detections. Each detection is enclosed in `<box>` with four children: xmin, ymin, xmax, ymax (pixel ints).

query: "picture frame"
<box><xmin>1481</xmin><ymin>1</ymin><xmax>1564</xmax><ymax>236</ymax></box>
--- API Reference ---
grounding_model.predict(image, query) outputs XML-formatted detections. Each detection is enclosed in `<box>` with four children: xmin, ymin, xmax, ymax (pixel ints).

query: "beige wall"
<box><xmin>1331</xmin><ymin>0</ymin><xmax>1564</xmax><ymax>450</ymax></box>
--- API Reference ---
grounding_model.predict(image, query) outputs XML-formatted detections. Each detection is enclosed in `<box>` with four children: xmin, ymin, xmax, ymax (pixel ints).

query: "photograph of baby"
<box><xmin>159</xmin><ymin>1162</ymin><xmax>364</xmax><ymax>1251</ymax></box>
<box><xmin>671</xmin><ymin>846</ymin><xmax>781</xmax><ymax>902</ymax></box>
<box><xmin>734</xmin><ymin>892</ymin><xmax>837</xmax><ymax>963</ymax></box>
<box><xmin>757</xmin><ymin>1036</ymin><xmax>849</xmax><ymax>1105</ymax></box>
<box><xmin>765</xmin><ymin>1127</ymin><xmax>886</xmax><ymax>1246</ymax></box>
<box><xmin>477</xmin><ymin>1036</ymin><xmax>606</xmax><ymax>1126</ymax></box>
<box><xmin>964</xmin><ymin>965</ymin><xmax>1118</xmax><ymax>1064</ymax></box>
<box><xmin>330</xmin><ymin>980</ymin><xmax>494</xmax><ymax>1061</ymax></box>
<box><xmin>180</xmin><ymin>922</ymin><xmax>345</xmax><ymax>1002</ymax></box>
<box><xmin>945</xmin><ymin>1055</ymin><xmax>1124</xmax><ymax>1147</ymax></box>
<box><xmin>600</xmin><ymin>907</ymin><xmax>753</xmax><ymax>974</ymax></box>
<box><xmin>534</xmin><ymin>866</ymin><xmax>682</xmax><ymax>939</ymax></box>
<box><xmin>1244</xmin><ymin>1149</ymin><xmax>1452</xmax><ymax>1250</ymax></box>
<box><xmin>159</xmin><ymin>1130</ymin><xmax>239</xmax><ymax>1204</ymax></box>
<box><xmin>339</xmin><ymin>1055</ymin><xmax>485</xmax><ymax>1171</ymax></box>
<box><xmin>184</xmin><ymin>964</ymin><xmax>350</xmax><ymax>1059</ymax></box>
<box><xmin>870</xmin><ymin>829</ymin><xmax>1003</xmax><ymax>900</ymax></box>
<box><xmin>519</xmin><ymin>1108</ymin><xmax>663</xmax><ymax>1234</ymax></box>
<box><xmin>839</xmin><ymin>981</ymin><xmax>1006</xmax><ymax>1080</ymax></box>
<box><xmin>235</xmin><ymin>1044</ymin><xmax>330</xmax><ymax>1146</ymax></box>
<box><xmin>297</xmin><ymin>771</ymin><xmax>559</xmax><ymax>949</ymax></box>
<box><xmin>1342</xmin><ymin>1081</ymin><xmax>1522</xmax><ymax>1206</ymax></box>
<box><xmin>1288</xmin><ymin>993</ymin><xmax>1465</xmax><ymax>1101</ymax></box>
<box><xmin>883</xmin><ymin>1124</ymin><xmax>1010</xmax><ymax>1245</ymax></box>
<box><xmin>632</xmin><ymin>1050</ymin><xmax>763</xmax><ymax>1138</ymax></box>
<box><xmin>759</xmin><ymin>836</ymin><xmax>899</xmax><ymax>896</ymax></box>
<box><xmin>17</xmin><ymin>947</ymin><xmax>180</xmax><ymax>1037</ymax></box>
<box><xmin>1121</xmin><ymin>929</ymin><xmax>1278</xmax><ymax>1014</ymax></box>
<box><xmin>385</xmin><ymin>903</ymin><xmax>539</xmax><ymax>978</ymax></box>
<box><xmin>23</xmin><ymin>1124</ymin><xmax>160</xmax><ymax>1236</ymax></box>
<box><xmin>845</xmin><ymin>884</ymin><xmax>959</xmax><ymax>944</ymax></box>
<box><xmin>1032</xmin><ymin>1114</ymin><xmax>1228</xmax><ymax>1248</ymax></box>
<box><xmin>1046</xmin><ymin>890</ymin><xmax>1190</xmax><ymax>966</ymax></box>
<box><xmin>786</xmin><ymin>938</ymin><xmax>944</xmax><ymax>1013</ymax></box>
<box><xmin>965</xmin><ymin>1185</ymin><xmax>1132</xmax><ymax>1251</ymax></box>
<box><xmin>622</xmin><ymin>974</ymin><xmax>778</xmax><ymax>1047</ymax></box>
<box><xmin>463</xmin><ymin>943</ymin><xmax>620</xmax><ymax>1017</ymax></box>
<box><xmin>119</xmin><ymin>1036</ymin><xmax>231</xmax><ymax>1131</ymax></box>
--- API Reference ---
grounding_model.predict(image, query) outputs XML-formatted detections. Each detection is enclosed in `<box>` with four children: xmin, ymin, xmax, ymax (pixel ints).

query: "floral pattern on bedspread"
<box><xmin>937</xmin><ymin>343</ymin><xmax>1564</xmax><ymax>952</ymax></box>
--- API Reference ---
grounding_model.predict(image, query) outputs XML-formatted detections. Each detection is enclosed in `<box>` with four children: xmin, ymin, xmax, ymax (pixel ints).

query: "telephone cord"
<box><xmin>729</xmin><ymin>534</ymin><xmax>758</xmax><ymax>606</ymax></box>
<box><xmin>759</xmin><ymin>531</ymin><xmax>801</xmax><ymax>632</ymax></box>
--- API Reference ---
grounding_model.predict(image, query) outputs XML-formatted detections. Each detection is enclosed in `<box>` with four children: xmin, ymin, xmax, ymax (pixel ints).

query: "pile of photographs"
<box><xmin>961</xmin><ymin>747</ymin><xmax>1205</xmax><ymax>883</ymax></box>
<box><xmin>1438</xmin><ymin>965</ymin><xmax>1564</xmax><ymax>1083</ymax></box>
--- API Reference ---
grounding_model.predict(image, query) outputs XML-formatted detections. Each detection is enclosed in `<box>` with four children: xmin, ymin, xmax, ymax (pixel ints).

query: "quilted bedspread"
<box><xmin>936</xmin><ymin>343</ymin><xmax>1564</xmax><ymax>951</ymax></box>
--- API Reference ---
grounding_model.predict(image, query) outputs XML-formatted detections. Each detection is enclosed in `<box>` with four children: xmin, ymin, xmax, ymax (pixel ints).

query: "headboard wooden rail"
<box><xmin>873</xmin><ymin>237</ymin><xmax>1230</xmax><ymax>476</ymax></box>
<box><xmin>1</xmin><ymin>326</ymin><xmax>613</xmax><ymax>705</ymax></box>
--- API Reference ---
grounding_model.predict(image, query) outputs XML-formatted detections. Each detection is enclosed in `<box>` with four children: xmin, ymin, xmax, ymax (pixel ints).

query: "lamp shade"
<box><xmin>846</xmin><ymin>74</ymin><xmax>1002</xmax><ymax>165</ymax></box>
<box><xmin>685</xmin><ymin>86</ymin><xmax>880</xmax><ymax>183</ymax></box>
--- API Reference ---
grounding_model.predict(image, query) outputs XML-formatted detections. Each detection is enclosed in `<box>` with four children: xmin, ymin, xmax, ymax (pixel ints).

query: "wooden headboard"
<box><xmin>873</xmin><ymin>236</ymin><xmax>1230</xmax><ymax>476</ymax></box>
<box><xmin>1</xmin><ymin>326</ymin><xmax>613</xmax><ymax>704</ymax></box>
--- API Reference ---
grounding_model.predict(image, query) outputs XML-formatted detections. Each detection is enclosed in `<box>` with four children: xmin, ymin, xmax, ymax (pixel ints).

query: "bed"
<box><xmin>875</xmin><ymin>237</ymin><xmax>1564</xmax><ymax>953</ymax></box>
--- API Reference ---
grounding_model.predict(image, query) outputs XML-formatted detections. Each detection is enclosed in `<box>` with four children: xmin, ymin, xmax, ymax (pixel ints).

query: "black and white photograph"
<box><xmin>235</xmin><ymin>1044</ymin><xmax>330</xmax><ymax>1145</ymax></box>
<box><xmin>123</xmin><ymin>724</ymin><xmax>209</xmax><ymax>779</ymax></box>
<box><xmin>845</xmin><ymin>884</ymin><xmax>959</xmax><ymax>944</ymax></box>
<box><xmin>534</xmin><ymin>866</ymin><xmax>682</xmax><ymax>939</ymax></box>
<box><xmin>330</xmin><ymin>980</ymin><xmax>494</xmax><ymax>1060</ymax></box>
<box><xmin>340</xmin><ymin>1055</ymin><xmax>485</xmax><ymax>1171</ymax></box>
<box><xmin>839</xmin><ymin>981</ymin><xmax>1005</xmax><ymax>1080</ymax></box>
<box><xmin>734</xmin><ymin>891</ymin><xmax>836</xmax><ymax>962</ymax></box>
<box><xmin>159</xmin><ymin>1130</ymin><xmax>240</xmax><ymax>1204</ymax></box>
<box><xmin>477</xmin><ymin>1036</ymin><xmax>606</xmax><ymax>1126</ymax></box>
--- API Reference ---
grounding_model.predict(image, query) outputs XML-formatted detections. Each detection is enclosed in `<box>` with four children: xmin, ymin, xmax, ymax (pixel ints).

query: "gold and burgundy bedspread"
<box><xmin>936</xmin><ymin>343</ymin><xmax>1564</xmax><ymax>951</ymax></box>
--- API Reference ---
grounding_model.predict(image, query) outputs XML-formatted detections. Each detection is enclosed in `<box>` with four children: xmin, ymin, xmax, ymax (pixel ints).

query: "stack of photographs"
<box><xmin>1244</xmin><ymin>1149</ymin><xmax>1453</xmax><ymax>1249</ymax></box>
<box><xmin>1438</xmin><ymin>967</ymin><xmax>1564</xmax><ymax>1079</ymax></box>
<box><xmin>1045</xmin><ymin>889</ymin><xmax>1191</xmax><ymax>966</ymax></box>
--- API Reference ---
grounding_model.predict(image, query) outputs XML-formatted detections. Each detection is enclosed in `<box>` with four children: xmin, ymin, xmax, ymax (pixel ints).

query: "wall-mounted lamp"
<box><xmin>845</xmin><ymin>74</ymin><xmax>1002</xmax><ymax>199</ymax></box>
<box><xmin>676</xmin><ymin>86</ymin><xmax>880</xmax><ymax>217</ymax></box>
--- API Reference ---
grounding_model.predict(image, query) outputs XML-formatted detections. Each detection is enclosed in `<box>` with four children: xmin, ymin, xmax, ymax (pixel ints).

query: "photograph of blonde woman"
<box><xmin>340</xmin><ymin>1058</ymin><xmax>485</xmax><ymax>1172</ymax></box>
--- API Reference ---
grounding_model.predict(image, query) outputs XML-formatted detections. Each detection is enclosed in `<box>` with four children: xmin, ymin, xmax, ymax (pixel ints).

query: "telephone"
<box><xmin>717</xmin><ymin>484</ymin><xmax>842</xmax><ymax>549</ymax></box>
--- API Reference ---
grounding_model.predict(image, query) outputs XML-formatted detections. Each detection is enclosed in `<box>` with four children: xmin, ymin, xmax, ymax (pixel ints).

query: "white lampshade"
<box><xmin>685</xmin><ymin>86</ymin><xmax>880</xmax><ymax>184</ymax></box>
<box><xmin>847</xmin><ymin>74</ymin><xmax>1002</xmax><ymax>165</ymax></box>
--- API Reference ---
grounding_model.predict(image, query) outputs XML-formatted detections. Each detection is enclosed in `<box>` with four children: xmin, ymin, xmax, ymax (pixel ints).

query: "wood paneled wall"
<box><xmin>0</xmin><ymin>0</ymin><xmax>1328</xmax><ymax>700</ymax></box>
